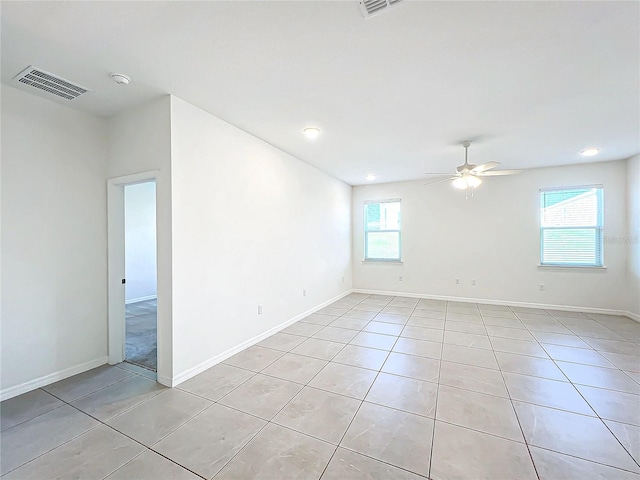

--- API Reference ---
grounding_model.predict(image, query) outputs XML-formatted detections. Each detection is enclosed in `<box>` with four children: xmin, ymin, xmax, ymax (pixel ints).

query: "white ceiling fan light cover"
<box><xmin>452</xmin><ymin>174</ymin><xmax>482</xmax><ymax>190</ymax></box>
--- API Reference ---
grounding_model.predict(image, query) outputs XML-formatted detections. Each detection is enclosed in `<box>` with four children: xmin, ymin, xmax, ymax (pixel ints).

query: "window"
<box><xmin>540</xmin><ymin>186</ymin><xmax>604</xmax><ymax>267</ymax></box>
<box><xmin>364</xmin><ymin>199</ymin><xmax>401</xmax><ymax>261</ymax></box>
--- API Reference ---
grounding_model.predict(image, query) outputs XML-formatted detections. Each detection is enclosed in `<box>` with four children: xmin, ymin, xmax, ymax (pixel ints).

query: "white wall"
<box><xmin>627</xmin><ymin>154</ymin><xmax>640</xmax><ymax>317</ymax></box>
<box><xmin>169</xmin><ymin>96</ymin><xmax>352</xmax><ymax>379</ymax></box>
<box><xmin>353</xmin><ymin>160</ymin><xmax>629</xmax><ymax>311</ymax></box>
<box><xmin>1</xmin><ymin>86</ymin><xmax>108</xmax><ymax>397</ymax></box>
<box><xmin>108</xmin><ymin>96</ymin><xmax>173</xmax><ymax>383</ymax></box>
<box><xmin>125</xmin><ymin>181</ymin><xmax>157</xmax><ymax>302</ymax></box>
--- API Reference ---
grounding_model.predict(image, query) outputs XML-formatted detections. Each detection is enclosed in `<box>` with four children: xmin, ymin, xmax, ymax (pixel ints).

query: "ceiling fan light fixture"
<box><xmin>452</xmin><ymin>177</ymin><xmax>467</xmax><ymax>189</ymax></box>
<box><xmin>452</xmin><ymin>174</ymin><xmax>481</xmax><ymax>190</ymax></box>
<box><xmin>466</xmin><ymin>175</ymin><xmax>482</xmax><ymax>188</ymax></box>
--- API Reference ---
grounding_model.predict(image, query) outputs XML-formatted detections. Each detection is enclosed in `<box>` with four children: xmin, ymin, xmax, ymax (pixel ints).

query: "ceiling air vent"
<box><xmin>359</xmin><ymin>0</ymin><xmax>403</xmax><ymax>18</ymax></box>
<box><xmin>13</xmin><ymin>65</ymin><xmax>90</xmax><ymax>100</ymax></box>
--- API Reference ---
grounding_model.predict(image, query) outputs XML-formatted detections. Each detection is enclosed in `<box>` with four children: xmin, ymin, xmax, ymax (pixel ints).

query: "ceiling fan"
<box><xmin>425</xmin><ymin>141</ymin><xmax>521</xmax><ymax>195</ymax></box>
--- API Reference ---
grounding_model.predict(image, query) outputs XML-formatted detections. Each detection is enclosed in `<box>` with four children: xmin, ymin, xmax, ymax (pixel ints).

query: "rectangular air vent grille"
<box><xmin>360</xmin><ymin>0</ymin><xmax>403</xmax><ymax>18</ymax></box>
<box><xmin>13</xmin><ymin>66</ymin><xmax>90</xmax><ymax>100</ymax></box>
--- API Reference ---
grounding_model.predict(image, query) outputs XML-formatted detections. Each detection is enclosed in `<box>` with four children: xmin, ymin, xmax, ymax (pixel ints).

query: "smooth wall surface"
<box><xmin>169</xmin><ymin>96</ymin><xmax>352</xmax><ymax>378</ymax></box>
<box><xmin>628</xmin><ymin>154</ymin><xmax>640</xmax><ymax>316</ymax></box>
<box><xmin>125</xmin><ymin>181</ymin><xmax>157</xmax><ymax>302</ymax></box>
<box><xmin>108</xmin><ymin>96</ymin><xmax>173</xmax><ymax>382</ymax></box>
<box><xmin>353</xmin><ymin>160</ymin><xmax>629</xmax><ymax>311</ymax></box>
<box><xmin>1</xmin><ymin>86</ymin><xmax>108</xmax><ymax>394</ymax></box>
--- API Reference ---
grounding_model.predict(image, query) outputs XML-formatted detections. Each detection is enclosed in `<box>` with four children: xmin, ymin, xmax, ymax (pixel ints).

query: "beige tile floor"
<box><xmin>2</xmin><ymin>293</ymin><xmax>640</xmax><ymax>479</ymax></box>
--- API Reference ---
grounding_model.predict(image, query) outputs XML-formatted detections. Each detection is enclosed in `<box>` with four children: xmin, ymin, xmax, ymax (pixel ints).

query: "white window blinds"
<box><xmin>540</xmin><ymin>186</ymin><xmax>604</xmax><ymax>267</ymax></box>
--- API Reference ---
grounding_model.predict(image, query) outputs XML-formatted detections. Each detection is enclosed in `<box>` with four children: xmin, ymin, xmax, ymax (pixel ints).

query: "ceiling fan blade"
<box><xmin>424</xmin><ymin>176</ymin><xmax>457</xmax><ymax>186</ymax></box>
<box><xmin>424</xmin><ymin>173</ymin><xmax>453</xmax><ymax>176</ymax></box>
<box><xmin>471</xmin><ymin>161</ymin><xmax>501</xmax><ymax>173</ymax></box>
<box><xmin>476</xmin><ymin>169</ymin><xmax>522</xmax><ymax>176</ymax></box>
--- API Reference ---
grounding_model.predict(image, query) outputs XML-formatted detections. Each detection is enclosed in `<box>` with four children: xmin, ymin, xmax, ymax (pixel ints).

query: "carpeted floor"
<box><xmin>125</xmin><ymin>299</ymin><xmax>157</xmax><ymax>371</ymax></box>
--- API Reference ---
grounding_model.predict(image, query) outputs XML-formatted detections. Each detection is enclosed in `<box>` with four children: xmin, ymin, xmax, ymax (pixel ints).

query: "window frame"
<box><xmin>364</xmin><ymin>199</ymin><xmax>402</xmax><ymax>262</ymax></box>
<box><xmin>539</xmin><ymin>185</ymin><xmax>604</xmax><ymax>268</ymax></box>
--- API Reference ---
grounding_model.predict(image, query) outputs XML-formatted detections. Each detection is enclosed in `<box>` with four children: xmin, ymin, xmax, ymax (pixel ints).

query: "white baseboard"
<box><xmin>157</xmin><ymin>374</ymin><xmax>173</xmax><ymax>387</ymax></box>
<box><xmin>625</xmin><ymin>311</ymin><xmax>640</xmax><ymax>322</ymax></box>
<box><xmin>125</xmin><ymin>295</ymin><xmax>157</xmax><ymax>305</ymax></box>
<box><xmin>0</xmin><ymin>356</ymin><xmax>108</xmax><ymax>401</ymax></box>
<box><xmin>170</xmin><ymin>290</ymin><xmax>353</xmax><ymax>387</ymax></box>
<box><xmin>353</xmin><ymin>288</ymin><xmax>636</xmax><ymax>320</ymax></box>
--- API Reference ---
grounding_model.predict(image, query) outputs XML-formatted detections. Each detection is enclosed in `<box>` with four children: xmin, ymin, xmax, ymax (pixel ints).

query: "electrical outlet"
<box><xmin>455</xmin><ymin>278</ymin><xmax>460</xmax><ymax>285</ymax></box>
<box><xmin>257</xmin><ymin>305</ymin><xmax>263</xmax><ymax>314</ymax></box>
<box><xmin>399</xmin><ymin>275</ymin><xmax>403</xmax><ymax>282</ymax></box>
<box><xmin>539</xmin><ymin>284</ymin><xmax>545</xmax><ymax>291</ymax></box>
<box><xmin>303</xmin><ymin>289</ymin><xmax>307</xmax><ymax>296</ymax></box>
<box><xmin>471</xmin><ymin>279</ymin><xmax>476</xmax><ymax>286</ymax></box>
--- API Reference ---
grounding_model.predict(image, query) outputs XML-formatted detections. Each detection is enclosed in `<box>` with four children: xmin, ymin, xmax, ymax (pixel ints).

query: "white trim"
<box><xmin>625</xmin><ymin>311</ymin><xmax>640</xmax><ymax>323</ymax></box>
<box><xmin>110</xmin><ymin>170</ymin><xmax>160</xmax><ymax>186</ymax></box>
<box><xmin>540</xmin><ymin>184</ymin><xmax>603</xmax><ymax>192</ymax></box>
<box><xmin>362</xmin><ymin>260</ymin><xmax>403</xmax><ymax>264</ymax></box>
<box><xmin>364</xmin><ymin>198</ymin><xmax>401</xmax><ymax>204</ymax></box>
<box><xmin>0</xmin><ymin>356</ymin><xmax>108</xmax><ymax>401</ymax></box>
<box><xmin>107</xmin><ymin>171</ymin><xmax>162</xmax><ymax>378</ymax></box>
<box><xmin>125</xmin><ymin>295</ymin><xmax>157</xmax><ymax>305</ymax></box>
<box><xmin>352</xmin><ymin>288</ymin><xmax>635</xmax><ymax>318</ymax></box>
<box><xmin>157</xmin><ymin>373</ymin><xmax>173</xmax><ymax>387</ymax></box>
<box><xmin>537</xmin><ymin>265</ymin><xmax>607</xmax><ymax>271</ymax></box>
<box><xmin>170</xmin><ymin>290</ymin><xmax>353</xmax><ymax>387</ymax></box>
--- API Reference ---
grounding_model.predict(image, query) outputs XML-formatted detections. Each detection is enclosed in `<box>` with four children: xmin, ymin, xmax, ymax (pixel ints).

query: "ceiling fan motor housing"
<box><xmin>457</xmin><ymin>164</ymin><xmax>476</xmax><ymax>174</ymax></box>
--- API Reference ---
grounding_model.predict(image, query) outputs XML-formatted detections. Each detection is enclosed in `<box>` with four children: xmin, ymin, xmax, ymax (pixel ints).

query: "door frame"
<box><xmin>107</xmin><ymin>171</ymin><xmax>159</xmax><ymax>369</ymax></box>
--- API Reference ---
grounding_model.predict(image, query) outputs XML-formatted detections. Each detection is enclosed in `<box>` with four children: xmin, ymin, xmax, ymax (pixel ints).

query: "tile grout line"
<box><xmin>42</xmin><ymin>371</ymin><xmax>138</xmax><ymax>405</ymax></box>
<box><xmin>210</xmin><ymin>293</ymin><xmax>381</xmax><ymax>479</ymax></box>
<box><xmin>534</xmin><ymin>315</ymin><xmax>640</xmax><ymax>470</ymax></box>
<box><xmin>0</xmin><ymin>400</ymin><xmax>68</xmax><ymax>435</ymax></box>
<box><xmin>499</xmin><ymin>307</ymin><xmax>640</xmax><ymax>473</ymax></box>
<box><xmin>179</xmin><ymin>302</ymin><xmax>638</xmax><ymax>476</ymax></box>
<box><xmin>426</xmin><ymin>299</ymin><xmax>447</xmax><ymax>479</ymax></box>
<box><xmin>3</xmin><ymin>387</ymin><xmax>205</xmax><ymax>480</ymax></box>
<box><xmin>5</xmin><ymin>297</ymin><xmax>638</xmax><ymax>479</ymax></box>
<box><xmin>487</xmin><ymin>305</ymin><xmax>541</xmax><ymax>480</ymax></box>
<box><xmin>443</xmin><ymin>304</ymin><xmax>639</xmax><ymax>476</ymax></box>
<box><xmin>11</xmin><ymin>369</ymin><xmax>208</xmax><ymax>479</ymax></box>
<box><xmin>317</xmin><ymin>295</ymin><xmax>432</xmax><ymax>479</ymax></box>
<box><xmin>204</xmin><ymin>297</ymin><xmax>640</xmax><ymax>477</ymax></box>
<box><xmin>316</xmin><ymin>293</ymin><xmax>399</xmax><ymax>480</ymax></box>
<box><xmin>50</xmin><ymin>388</ymin><xmax>209</xmax><ymax>480</ymax></box>
<box><xmin>0</xmin><ymin>415</ymin><xmax>104</xmax><ymax>477</ymax></box>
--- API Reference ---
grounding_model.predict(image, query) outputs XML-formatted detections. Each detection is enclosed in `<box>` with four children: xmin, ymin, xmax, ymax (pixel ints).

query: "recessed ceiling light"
<box><xmin>366</xmin><ymin>174</ymin><xmax>376</xmax><ymax>181</ymax></box>
<box><xmin>110</xmin><ymin>73</ymin><xmax>131</xmax><ymax>85</ymax></box>
<box><xmin>303</xmin><ymin>127</ymin><xmax>321</xmax><ymax>140</ymax></box>
<box><xmin>580</xmin><ymin>148</ymin><xmax>599</xmax><ymax>157</ymax></box>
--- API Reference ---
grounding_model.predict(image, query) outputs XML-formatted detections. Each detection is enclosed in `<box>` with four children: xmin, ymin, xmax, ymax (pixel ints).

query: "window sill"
<box><xmin>362</xmin><ymin>259</ymin><xmax>403</xmax><ymax>264</ymax></box>
<box><xmin>538</xmin><ymin>264</ymin><xmax>607</xmax><ymax>271</ymax></box>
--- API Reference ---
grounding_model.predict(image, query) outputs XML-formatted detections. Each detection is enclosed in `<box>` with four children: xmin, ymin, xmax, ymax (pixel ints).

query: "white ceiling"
<box><xmin>2</xmin><ymin>1</ymin><xmax>638</xmax><ymax>185</ymax></box>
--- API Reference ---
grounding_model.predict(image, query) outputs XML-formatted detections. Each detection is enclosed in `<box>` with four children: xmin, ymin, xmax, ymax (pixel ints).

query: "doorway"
<box><xmin>107</xmin><ymin>170</ymin><xmax>162</xmax><ymax>379</ymax></box>
<box><xmin>124</xmin><ymin>181</ymin><xmax>157</xmax><ymax>371</ymax></box>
